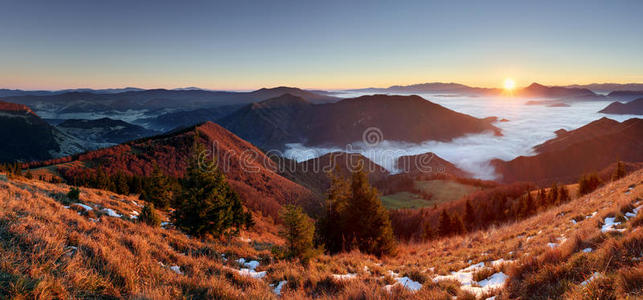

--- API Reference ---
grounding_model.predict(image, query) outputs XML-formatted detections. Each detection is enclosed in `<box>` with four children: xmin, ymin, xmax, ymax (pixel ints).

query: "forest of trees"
<box><xmin>389</xmin><ymin>181</ymin><xmax>573</xmax><ymax>241</ymax></box>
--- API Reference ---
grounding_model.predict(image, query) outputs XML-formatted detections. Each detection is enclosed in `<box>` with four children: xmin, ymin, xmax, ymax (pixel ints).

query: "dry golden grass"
<box><xmin>0</xmin><ymin>169</ymin><xmax>641</xmax><ymax>299</ymax></box>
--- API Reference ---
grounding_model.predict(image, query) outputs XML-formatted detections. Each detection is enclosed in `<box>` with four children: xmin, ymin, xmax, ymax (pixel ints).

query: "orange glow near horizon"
<box><xmin>504</xmin><ymin>78</ymin><xmax>516</xmax><ymax>91</ymax></box>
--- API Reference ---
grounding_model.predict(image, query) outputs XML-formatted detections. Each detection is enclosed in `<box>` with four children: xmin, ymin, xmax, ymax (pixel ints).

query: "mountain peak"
<box><xmin>0</xmin><ymin>100</ymin><xmax>36</xmax><ymax>116</ymax></box>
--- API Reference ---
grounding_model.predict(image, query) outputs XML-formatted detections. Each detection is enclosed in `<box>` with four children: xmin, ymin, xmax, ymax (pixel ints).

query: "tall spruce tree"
<box><xmin>464</xmin><ymin>200</ymin><xmax>476</xmax><ymax>231</ymax></box>
<box><xmin>613</xmin><ymin>161</ymin><xmax>626</xmax><ymax>181</ymax></box>
<box><xmin>316</xmin><ymin>171</ymin><xmax>351</xmax><ymax>254</ymax></box>
<box><xmin>144</xmin><ymin>165</ymin><xmax>173</xmax><ymax>209</ymax></box>
<box><xmin>345</xmin><ymin>170</ymin><xmax>396</xmax><ymax>256</ymax></box>
<box><xmin>438</xmin><ymin>209</ymin><xmax>452</xmax><ymax>236</ymax></box>
<box><xmin>173</xmin><ymin>136</ymin><xmax>252</xmax><ymax>237</ymax></box>
<box><xmin>280</xmin><ymin>204</ymin><xmax>316</xmax><ymax>262</ymax></box>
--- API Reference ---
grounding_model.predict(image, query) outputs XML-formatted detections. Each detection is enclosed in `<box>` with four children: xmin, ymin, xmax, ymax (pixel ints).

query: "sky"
<box><xmin>1</xmin><ymin>0</ymin><xmax>642</xmax><ymax>90</ymax></box>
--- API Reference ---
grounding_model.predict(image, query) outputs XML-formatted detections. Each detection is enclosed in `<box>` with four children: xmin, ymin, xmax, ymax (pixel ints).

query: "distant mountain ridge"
<box><xmin>599</xmin><ymin>98</ymin><xmax>643</xmax><ymax>115</ymax></box>
<box><xmin>0</xmin><ymin>101</ymin><xmax>86</xmax><ymax>162</ymax></box>
<box><xmin>219</xmin><ymin>94</ymin><xmax>501</xmax><ymax>150</ymax></box>
<box><xmin>0</xmin><ymin>87</ymin><xmax>339</xmax><ymax>125</ymax></box>
<box><xmin>514</xmin><ymin>83</ymin><xmax>603</xmax><ymax>100</ymax></box>
<box><xmin>492</xmin><ymin>117</ymin><xmax>643</xmax><ymax>184</ymax></box>
<box><xmin>57</xmin><ymin>118</ymin><xmax>160</xmax><ymax>144</ymax></box>
<box><xmin>607</xmin><ymin>91</ymin><xmax>643</xmax><ymax>102</ymax></box>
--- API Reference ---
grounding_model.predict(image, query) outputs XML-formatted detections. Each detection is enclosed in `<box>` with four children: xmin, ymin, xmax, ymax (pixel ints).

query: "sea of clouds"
<box><xmin>284</xmin><ymin>93</ymin><xmax>639</xmax><ymax>180</ymax></box>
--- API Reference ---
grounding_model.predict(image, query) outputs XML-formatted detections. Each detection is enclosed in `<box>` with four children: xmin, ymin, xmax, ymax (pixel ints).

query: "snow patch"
<box><xmin>102</xmin><ymin>208</ymin><xmax>122</xmax><ymax>218</ymax></box>
<box><xmin>384</xmin><ymin>276</ymin><xmax>423</xmax><ymax>292</ymax></box>
<box><xmin>273</xmin><ymin>280</ymin><xmax>287</xmax><ymax>295</ymax></box>
<box><xmin>73</xmin><ymin>203</ymin><xmax>93</xmax><ymax>211</ymax></box>
<box><xmin>580</xmin><ymin>272</ymin><xmax>602</xmax><ymax>286</ymax></box>
<box><xmin>332</xmin><ymin>273</ymin><xmax>357</xmax><ymax>280</ymax></box>
<box><xmin>582</xmin><ymin>248</ymin><xmax>593</xmax><ymax>253</ymax></box>
<box><xmin>601</xmin><ymin>217</ymin><xmax>625</xmax><ymax>233</ymax></box>
<box><xmin>237</xmin><ymin>268</ymin><xmax>266</xmax><ymax>278</ymax></box>
<box><xmin>170</xmin><ymin>265</ymin><xmax>183</xmax><ymax>275</ymax></box>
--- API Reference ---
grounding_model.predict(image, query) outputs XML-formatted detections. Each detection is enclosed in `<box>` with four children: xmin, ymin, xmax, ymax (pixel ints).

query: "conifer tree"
<box><xmin>316</xmin><ymin>171</ymin><xmax>351</xmax><ymax>254</ymax></box>
<box><xmin>421</xmin><ymin>221</ymin><xmax>435</xmax><ymax>240</ymax></box>
<box><xmin>548</xmin><ymin>182</ymin><xmax>559</xmax><ymax>205</ymax></box>
<box><xmin>345</xmin><ymin>170</ymin><xmax>396</xmax><ymax>256</ymax></box>
<box><xmin>280</xmin><ymin>204</ymin><xmax>316</xmax><ymax>262</ymax></box>
<box><xmin>139</xmin><ymin>203</ymin><xmax>161</xmax><ymax>227</ymax></box>
<box><xmin>451</xmin><ymin>213</ymin><xmax>467</xmax><ymax>234</ymax></box>
<box><xmin>144</xmin><ymin>165</ymin><xmax>173</xmax><ymax>209</ymax></box>
<box><xmin>173</xmin><ymin>135</ymin><xmax>252</xmax><ymax>237</ymax></box>
<box><xmin>558</xmin><ymin>185</ymin><xmax>570</xmax><ymax>203</ymax></box>
<box><xmin>464</xmin><ymin>200</ymin><xmax>476</xmax><ymax>231</ymax></box>
<box><xmin>438</xmin><ymin>209</ymin><xmax>452</xmax><ymax>236</ymax></box>
<box><xmin>612</xmin><ymin>161</ymin><xmax>626</xmax><ymax>181</ymax></box>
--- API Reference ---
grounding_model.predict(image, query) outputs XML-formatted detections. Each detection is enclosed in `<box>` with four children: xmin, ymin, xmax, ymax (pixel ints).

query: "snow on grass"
<box><xmin>460</xmin><ymin>272</ymin><xmax>508</xmax><ymax>297</ymax></box>
<box><xmin>332</xmin><ymin>273</ymin><xmax>357</xmax><ymax>280</ymax></box>
<box><xmin>601</xmin><ymin>217</ymin><xmax>625</xmax><ymax>233</ymax></box>
<box><xmin>244</xmin><ymin>260</ymin><xmax>260</xmax><ymax>270</ymax></box>
<box><xmin>272</xmin><ymin>280</ymin><xmax>287</xmax><ymax>295</ymax></box>
<box><xmin>237</xmin><ymin>268</ymin><xmax>267</xmax><ymax>278</ymax></box>
<box><xmin>580</xmin><ymin>272</ymin><xmax>602</xmax><ymax>286</ymax></box>
<box><xmin>433</xmin><ymin>262</ymin><xmax>508</xmax><ymax>298</ymax></box>
<box><xmin>102</xmin><ymin>208</ymin><xmax>122</xmax><ymax>218</ymax></box>
<box><xmin>384</xmin><ymin>276</ymin><xmax>423</xmax><ymax>292</ymax></box>
<box><xmin>72</xmin><ymin>203</ymin><xmax>93</xmax><ymax>211</ymax></box>
<box><xmin>433</xmin><ymin>262</ymin><xmax>484</xmax><ymax>286</ymax></box>
<box><xmin>490</xmin><ymin>258</ymin><xmax>513</xmax><ymax>267</ymax></box>
<box><xmin>582</xmin><ymin>248</ymin><xmax>593</xmax><ymax>253</ymax></box>
<box><xmin>170</xmin><ymin>265</ymin><xmax>183</xmax><ymax>275</ymax></box>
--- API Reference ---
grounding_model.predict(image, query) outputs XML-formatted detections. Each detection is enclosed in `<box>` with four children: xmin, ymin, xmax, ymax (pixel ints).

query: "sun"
<box><xmin>504</xmin><ymin>78</ymin><xmax>516</xmax><ymax>91</ymax></box>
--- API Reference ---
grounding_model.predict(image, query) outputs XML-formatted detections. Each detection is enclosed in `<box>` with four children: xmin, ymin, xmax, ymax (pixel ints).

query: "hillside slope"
<box><xmin>44</xmin><ymin>122</ymin><xmax>318</xmax><ymax>219</ymax></box>
<box><xmin>493</xmin><ymin>117</ymin><xmax>643</xmax><ymax>184</ymax></box>
<box><xmin>1</xmin><ymin>168</ymin><xmax>641</xmax><ymax>299</ymax></box>
<box><xmin>0</xmin><ymin>101</ymin><xmax>86</xmax><ymax>162</ymax></box>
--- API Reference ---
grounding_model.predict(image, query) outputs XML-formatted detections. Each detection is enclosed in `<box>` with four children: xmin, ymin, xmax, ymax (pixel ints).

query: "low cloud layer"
<box><xmin>284</xmin><ymin>94</ymin><xmax>637</xmax><ymax>180</ymax></box>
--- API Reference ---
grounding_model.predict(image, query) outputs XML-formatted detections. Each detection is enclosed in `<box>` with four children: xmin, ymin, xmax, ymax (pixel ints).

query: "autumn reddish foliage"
<box><xmin>50</xmin><ymin>122</ymin><xmax>317</xmax><ymax>220</ymax></box>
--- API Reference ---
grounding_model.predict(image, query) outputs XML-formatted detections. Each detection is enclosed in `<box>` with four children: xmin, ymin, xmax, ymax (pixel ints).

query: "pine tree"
<box><xmin>173</xmin><ymin>137</ymin><xmax>252</xmax><ymax>238</ymax></box>
<box><xmin>439</xmin><ymin>209</ymin><xmax>452</xmax><ymax>236</ymax></box>
<box><xmin>279</xmin><ymin>204</ymin><xmax>316</xmax><ymax>262</ymax></box>
<box><xmin>464</xmin><ymin>200</ymin><xmax>476</xmax><ymax>231</ymax></box>
<box><xmin>558</xmin><ymin>185</ymin><xmax>570</xmax><ymax>203</ymax></box>
<box><xmin>612</xmin><ymin>161</ymin><xmax>626</xmax><ymax>181</ymax></box>
<box><xmin>316</xmin><ymin>171</ymin><xmax>351</xmax><ymax>254</ymax></box>
<box><xmin>451</xmin><ymin>213</ymin><xmax>467</xmax><ymax>235</ymax></box>
<box><xmin>537</xmin><ymin>188</ymin><xmax>547</xmax><ymax>208</ymax></box>
<box><xmin>421</xmin><ymin>221</ymin><xmax>435</xmax><ymax>240</ymax></box>
<box><xmin>139</xmin><ymin>203</ymin><xmax>161</xmax><ymax>227</ymax></box>
<box><xmin>345</xmin><ymin>170</ymin><xmax>396</xmax><ymax>256</ymax></box>
<box><xmin>548</xmin><ymin>183</ymin><xmax>559</xmax><ymax>205</ymax></box>
<box><xmin>578</xmin><ymin>173</ymin><xmax>602</xmax><ymax>195</ymax></box>
<box><xmin>145</xmin><ymin>165</ymin><xmax>173</xmax><ymax>209</ymax></box>
<box><xmin>115</xmin><ymin>172</ymin><xmax>130</xmax><ymax>195</ymax></box>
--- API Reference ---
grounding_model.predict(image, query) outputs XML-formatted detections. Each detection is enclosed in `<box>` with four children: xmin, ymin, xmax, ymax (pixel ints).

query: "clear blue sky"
<box><xmin>1</xmin><ymin>0</ymin><xmax>641</xmax><ymax>90</ymax></box>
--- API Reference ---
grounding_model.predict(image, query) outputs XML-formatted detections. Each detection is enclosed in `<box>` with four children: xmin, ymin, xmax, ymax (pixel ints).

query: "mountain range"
<box><xmin>0</xmin><ymin>101</ymin><xmax>87</xmax><ymax>162</ymax></box>
<box><xmin>599</xmin><ymin>97</ymin><xmax>643</xmax><ymax>115</ymax></box>
<box><xmin>493</xmin><ymin>117</ymin><xmax>643</xmax><ymax>184</ymax></box>
<box><xmin>220</xmin><ymin>94</ymin><xmax>501</xmax><ymax>150</ymax></box>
